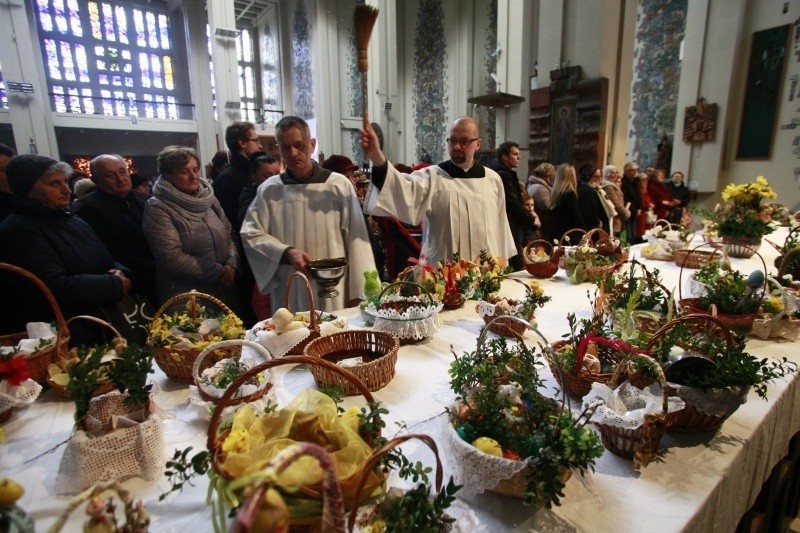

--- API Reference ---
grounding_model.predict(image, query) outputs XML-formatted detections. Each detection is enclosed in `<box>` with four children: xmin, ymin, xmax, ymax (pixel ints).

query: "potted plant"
<box><xmin>705</xmin><ymin>176</ymin><xmax>777</xmax><ymax>258</ymax></box>
<box><xmin>447</xmin><ymin>330</ymin><xmax>604</xmax><ymax>507</ymax></box>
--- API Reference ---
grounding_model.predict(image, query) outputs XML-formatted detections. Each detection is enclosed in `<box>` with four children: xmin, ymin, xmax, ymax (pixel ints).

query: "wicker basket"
<box><xmin>673</xmin><ymin>248</ymin><xmax>720</xmax><ymax>269</ymax></box>
<box><xmin>523</xmin><ymin>240</ymin><xmax>559</xmax><ymax>279</ymax></box>
<box><xmin>557</xmin><ymin>228</ymin><xmax>588</xmax><ymax>269</ymax></box>
<box><xmin>564</xmin><ymin>228</ymin><xmax>628</xmax><ymax>283</ymax></box>
<box><xmin>644</xmin><ymin>314</ymin><xmax>746</xmax><ymax>433</ymax></box>
<box><xmin>348</xmin><ymin>434</ymin><xmax>444</xmax><ymax>531</ymax></box>
<box><xmin>602</xmin><ymin>261</ymin><xmax>672</xmax><ymax>339</ymax></box>
<box><xmin>0</xmin><ymin>262</ymin><xmax>70</xmax><ymax>385</ymax></box>
<box><xmin>192</xmin><ymin>339</ymin><xmax>272</xmax><ymax>405</ymax></box>
<box><xmin>546</xmin><ymin>338</ymin><xmax>627</xmax><ymax>398</ymax></box>
<box><xmin>304</xmin><ymin>330</ymin><xmax>400</xmax><ymax>395</ymax></box>
<box><xmin>148</xmin><ymin>290</ymin><xmax>243</xmax><ymax>382</ymax></box>
<box><xmin>207</xmin><ymin>355</ymin><xmax>380</xmax><ymax>501</ymax></box>
<box><xmin>367</xmin><ymin>281</ymin><xmax>441</xmax><ymax>344</ymax></box>
<box><xmin>592</xmin><ymin>355</ymin><xmax>671</xmax><ymax>467</ymax></box>
<box><xmin>677</xmin><ymin>245</ymin><xmax>766</xmax><ymax>335</ymax></box>
<box><xmin>47</xmin><ymin>315</ymin><xmax>124</xmax><ymax>398</ymax></box>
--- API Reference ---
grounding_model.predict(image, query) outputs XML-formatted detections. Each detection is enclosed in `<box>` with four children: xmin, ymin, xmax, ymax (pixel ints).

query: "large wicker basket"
<box><xmin>644</xmin><ymin>314</ymin><xmax>747</xmax><ymax>433</ymax></box>
<box><xmin>47</xmin><ymin>315</ymin><xmax>123</xmax><ymax>398</ymax></box>
<box><xmin>0</xmin><ymin>262</ymin><xmax>70</xmax><ymax>385</ymax></box>
<box><xmin>677</xmin><ymin>244</ymin><xmax>766</xmax><ymax>335</ymax></box>
<box><xmin>673</xmin><ymin>246</ymin><xmax>720</xmax><ymax>270</ymax></box>
<box><xmin>564</xmin><ymin>228</ymin><xmax>628</xmax><ymax>283</ymax></box>
<box><xmin>207</xmin><ymin>355</ymin><xmax>382</xmax><ymax>505</ymax></box>
<box><xmin>148</xmin><ymin>290</ymin><xmax>243</xmax><ymax>382</ymax></box>
<box><xmin>304</xmin><ymin>330</ymin><xmax>400</xmax><ymax>395</ymax></box>
<box><xmin>192</xmin><ymin>339</ymin><xmax>272</xmax><ymax>406</ymax></box>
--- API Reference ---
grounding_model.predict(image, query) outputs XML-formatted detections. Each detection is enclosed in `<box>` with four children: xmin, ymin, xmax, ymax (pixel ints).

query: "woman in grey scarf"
<box><xmin>143</xmin><ymin>145</ymin><xmax>245</xmax><ymax>319</ymax></box>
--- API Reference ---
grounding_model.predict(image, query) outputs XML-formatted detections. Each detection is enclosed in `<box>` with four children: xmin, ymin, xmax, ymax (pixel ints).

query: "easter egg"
<box><xmin>472</xmin><ymin>437</ymin><xmax>503</xmax><ymax>457</ymax></box>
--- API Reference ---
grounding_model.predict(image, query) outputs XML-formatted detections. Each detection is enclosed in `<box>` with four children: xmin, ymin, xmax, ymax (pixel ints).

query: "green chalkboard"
<box><xmin>736</xmin><ymin>25</ymin><xmax>790</xmax><ymax>160</ymax></box>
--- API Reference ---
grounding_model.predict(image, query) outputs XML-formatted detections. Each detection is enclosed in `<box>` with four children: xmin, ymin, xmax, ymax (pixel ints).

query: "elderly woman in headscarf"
<box><xmin>143</xmin><ymin>145</ymin><xmax>245</xmax><ymax>319</ymax></box>
<box><xmin>0</xmin><ymin>154</ymin><xmax>131</xmax><ymax>343</ymax></box>
<box><xmin>600</xmin><ymin>165</ymin><xmax>630</xmax><ymax>238</ymax></box>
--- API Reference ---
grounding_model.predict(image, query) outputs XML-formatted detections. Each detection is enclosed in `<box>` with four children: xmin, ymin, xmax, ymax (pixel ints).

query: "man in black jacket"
<box><xmin>491</xmin><ymin>141</ymin><xmax>538</xmax><ymax>270</ymax></box>
<box><xmin>73</xmin><ymin>154</ymin><xmax>157</xmax><ymax>305</ymax></box>
<box><xmin>213</xmin><ymin>121</ymin><xmax>263</xmax><ymax>227</ymax></box>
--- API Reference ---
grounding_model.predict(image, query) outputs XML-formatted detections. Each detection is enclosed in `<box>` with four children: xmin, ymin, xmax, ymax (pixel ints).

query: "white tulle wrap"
<box><xmin>246</xmin><ymin>312</ymin><xmax>348</xmax><ymax>357</ymax></box>
<box><xmin>668</xmin><ymin>383</ymin><xmax>749</xmax><ymax>417</ymax></box>
<box><xmin>583</xmin><ymin>381</ymin><xmax>685</xmax><ymax>430</ymax></box>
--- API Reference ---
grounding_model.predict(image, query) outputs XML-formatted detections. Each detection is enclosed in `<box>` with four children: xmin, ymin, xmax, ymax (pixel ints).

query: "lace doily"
<box><xmin>583</xmin><ymin>381</ymin><xmax>685</xmax><ymax>430</ymax></box>
<box><xmin>247</xmin><ymin>312</ymin><xmax>348</xmax><ymax>357</ymax></box>
<box><xmin>437</xmin><ymin>413</ymin><xmax>528</xmax><ymax>498</ymax></box>
<box><xmin>668</xmin><ymin>383</ymin><xmax>749</xmax><ymax>416</ymax></box>
<box><xmin>0</xmin><ymin>379</ymin><xmax>42</xmax><ymax>413</ymax></box>
<box><xmin>366</xmin><ymin>296</ymin><xmax>443</xmax><ymax>341</ymax></box>
<box><xmin>187</xmin><ymin>386</ymin><xmax>277</xmax><ymax>421</ymax></box>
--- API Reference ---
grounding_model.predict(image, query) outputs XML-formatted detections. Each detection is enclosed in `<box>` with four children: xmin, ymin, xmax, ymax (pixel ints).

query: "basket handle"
<box><xmin>0</xmin><ymin>262</ymin><xmax>69</xmax><ymax>343</ymax></box>
<box><xmin>607</xmin><ymin>353</ymin><xmax>669</xmax><ymax>415</ymax></box>
<box><xmin>376</xmin><ymin>280</ymin><xmax>435</xmax><ymax>307</ymax></box>
<box><xmin>232</xmin><ymin>442</ymin><xmax>345</xmax><ymax>533</ymax></box>
<box><xmin>583</xmin><ymin>227</ymin><xmax>613</xmax><ymax>246</ymax></box>
<box><xmin>676</xmin><ymin>241</ymin><xmax>768</xmax><ymax>307</ymax></box>
<box><xmin>347</xmin><ymin>434</ymin><xmax>444</xmax><ymax>533</ymax></box>
<box><xmin>48</xmin><ymin>481</ymin><xmax>148</xmax><ymax>533</ymax></box>
<box><xmin>64</xmin><ymin>315</ymin><xmax>124</xmax><ymax>345</ymax></box>
<box><xmin>644</xmin><ymin>313</ymin><xmax>735</xmax><ymax>352</ymax></box>
<box><xmin>626</xmin><ymin>259</ymin><xmax>673</xmax><ymax>301</ymax></box>
<box><xmin>676</xmin><ymin>242</ymin><xmax>723</xmax><ymax>302</ymax></box>
<box><xmin>207</xmin><ymin>354</ymin><xmax>377</xmax><ymax>455</ymax></box>
<box><xmin>558</xmin><ymin>228</ymin><xmax>587</xmax><ymax>249</ymax></box>
<box><xmin>152</xmin><ymin>290</ymin><xmax>236</xmax><ymax>322</ymax></box>
<box><xmin>285</xmin><ymin>271</ymin><xmax>319</xmax><ymax>332</ymax></box>
<box><xmin>192</xmin><ymin>339</ymin><xmax>272</xmax><ymax>397</ymax></box>
<box><xmin>778</xmin><ymin>247</ymin><xmax>800</xmax><ymax>279</ymax></box>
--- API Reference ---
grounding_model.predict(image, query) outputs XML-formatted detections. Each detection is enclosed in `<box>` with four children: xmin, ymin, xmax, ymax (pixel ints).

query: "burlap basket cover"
<box><xmin>55</xmin><ymin>391</ymin><xmax>164</xmax><ymax>494</ymax></box>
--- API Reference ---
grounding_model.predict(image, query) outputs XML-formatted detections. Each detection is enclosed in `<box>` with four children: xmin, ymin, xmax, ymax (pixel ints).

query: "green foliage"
<box><xmin>695</xmin><ymin>264</ymin><xmax>760</xmax><ymax>315</ymax></box>
<box><xmin>66</xmin><ymin>345</ymin><xmax>107</xmax><ymax>423</ymax></box>
<box><xmin>373</xmin><ymin>478</ymin><xmax>461</xmax><ymax>532</ymax></box>
<box><xmin>160</xmin><ymin>446</ymin><xmax>211</xmax><ymax>501</ymax></box>
<box><xmin>449</xmin><ymin>336</ymin><xmax>603</xmax><ymax>507</ymax></box>
<box><xmin>717</xmin><ymin>209</ymin><xmax>774</xmax><ymax>240</ymax></box>
<box><xmin>108</xmin><ymin>343</ymin><xmax>154</xmax><ymax>408</ymax></box>
<box><xmin>648</xmin><ymin>326</ymin><xmax>797</xmax><ymax>398</ymax></box>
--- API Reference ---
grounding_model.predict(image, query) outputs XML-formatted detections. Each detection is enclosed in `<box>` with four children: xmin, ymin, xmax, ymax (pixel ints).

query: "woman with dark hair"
<box><xmin>576</xmin><ymin>163</ymin><xmax>611</xmax><ymax>234</ymax></box>
<box><xmin>0</xmin><ymin>154</ymin><xmax>131</xmax><ymax>342</ymax></box>
<box><xmin>143</xmin><ymin>145</ymin><xmax>245</xmax><ymax>319</ymax></box>
<box><xmin>546</xmin><ymin>163</ymin><xmax>587</xmax><ymax>242</ymax></box>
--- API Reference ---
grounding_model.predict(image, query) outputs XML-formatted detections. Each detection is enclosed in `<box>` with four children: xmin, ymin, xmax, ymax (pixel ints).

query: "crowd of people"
<box><xmin>0</xmin><ymin>124</ymin><xmax>692</xmax><ymax>341</ymax></box>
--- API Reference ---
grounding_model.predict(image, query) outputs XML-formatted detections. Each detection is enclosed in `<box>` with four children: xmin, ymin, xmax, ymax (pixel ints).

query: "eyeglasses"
<box><xmin>246</xmin><ymin>137</ymin><xmax>261</xmax><ymax>143</ymax></box>
<box><xmin>446</xmin><ymin>137</ymin><xmax>479</xmax><ymax>147</ymax></box>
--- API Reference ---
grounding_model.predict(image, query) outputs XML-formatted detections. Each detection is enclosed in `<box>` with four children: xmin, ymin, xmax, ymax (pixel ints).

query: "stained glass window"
<box><xmin>34</xmin><ymin>0</ymin><xmax>186</xmax><ymax>119</ymax></box>
<box><xmin>0</xmin><ymin>62</ymin><xmax>8</xmax><ymax>110</ymax></box>
<box><xmin>236</xmin><ymin>29</ymin><xmax>259</xmax><ymax>124</ymax></box>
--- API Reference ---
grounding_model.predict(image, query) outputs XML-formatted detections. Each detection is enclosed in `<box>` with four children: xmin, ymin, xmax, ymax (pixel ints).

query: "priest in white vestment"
<box><xmin>360</xmin><ymin>116</ymin><xmax>516</xmax><ymax>265</ymax></box>
<box><xmin>241</xmin><ymin>116</ymin><xmax>376</xmax><ymax>313</ymax></box>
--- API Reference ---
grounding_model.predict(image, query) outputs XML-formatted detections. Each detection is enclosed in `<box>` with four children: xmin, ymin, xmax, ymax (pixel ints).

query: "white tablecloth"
<box><xmin>3</xmin><ymin>231</ymin><xmax>798</xmax><ymax>532</ymax></box>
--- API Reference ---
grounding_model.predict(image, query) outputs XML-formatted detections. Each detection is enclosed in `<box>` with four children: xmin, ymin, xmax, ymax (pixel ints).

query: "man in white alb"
<box><xmin>241</xmin><ymin>115</ymin><xmax>376</xmax><ymax>313</ymax></box>
<box><xmin>359</xmin><ymin>116</ymin><xmax>516</xmax><ymax>265</ymax></box>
